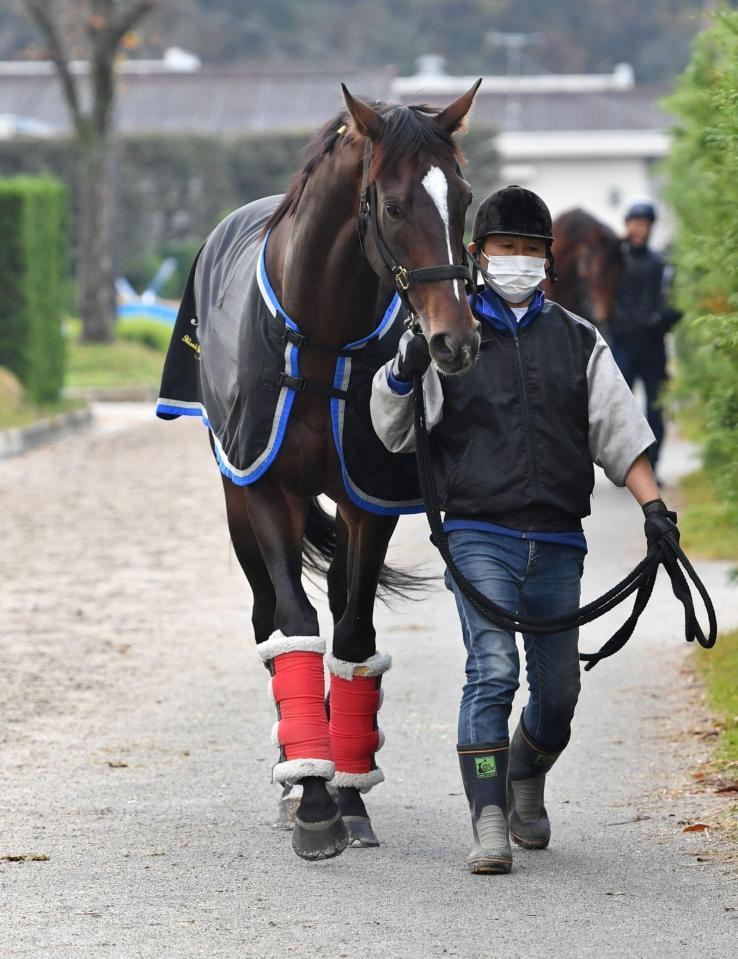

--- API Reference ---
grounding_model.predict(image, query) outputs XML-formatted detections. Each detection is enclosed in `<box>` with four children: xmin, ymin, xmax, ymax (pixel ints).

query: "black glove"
<box><xmin>643</xmin><ymin>499</ymin><xmax>680</xmax><ymax>554</ymax></box>
<box><xmin>393</xmin><ymin>333</ymin><xmax>431</xmax><ymax>382</ymax></box>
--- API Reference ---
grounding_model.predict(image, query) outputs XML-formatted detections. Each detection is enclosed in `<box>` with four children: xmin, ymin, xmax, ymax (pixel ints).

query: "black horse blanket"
<box><xmin>156</xmin><ymin>196</ymin><xmax>422</xmax><ymax>515</ymax></box>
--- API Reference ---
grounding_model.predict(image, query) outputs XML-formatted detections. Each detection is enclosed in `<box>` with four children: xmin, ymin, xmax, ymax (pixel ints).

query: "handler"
<box><xmin>369</xmin><ymin>185</ymin><xmax>681</xmax><ymax>875</ymax></box>
<box><xmin>608</xmin><ymin>198</ymin><xmax>681</xmax><ymax>473</ymax></box>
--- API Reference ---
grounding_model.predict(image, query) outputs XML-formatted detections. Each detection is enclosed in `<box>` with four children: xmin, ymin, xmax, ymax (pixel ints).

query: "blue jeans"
<box><xmin>444</xmin><ymin>529</ymin><xmax>584</xmax><ymax>750</ymax></box>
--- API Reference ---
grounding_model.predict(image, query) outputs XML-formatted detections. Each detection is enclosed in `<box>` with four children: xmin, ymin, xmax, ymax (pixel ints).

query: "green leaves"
<box><xmin>664</xmin><ymin>10</ymin><xmax>738</xmax><ymax>522</ymax></box>
<box><xmin>0</xmin><ymin>176</ymin><xmax>68</xmax><ymax>404</ymax></box>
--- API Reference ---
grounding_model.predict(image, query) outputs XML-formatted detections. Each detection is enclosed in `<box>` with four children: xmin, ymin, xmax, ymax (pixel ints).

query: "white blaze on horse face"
<box><xmin>421</xmin><ymin>165</ymin><xmax>461</xmax><ymax>302</ymax></box>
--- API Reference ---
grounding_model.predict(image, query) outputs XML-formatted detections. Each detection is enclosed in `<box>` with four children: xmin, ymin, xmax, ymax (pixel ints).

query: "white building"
<box><xmin>394</xmin><ymin>61</ymin><xmax>673</xmax><ymax>247</ymax></box>
<box><xmin>0</xmin><ymin>54</ymin><xmax>673</xmax><ymax>243</ymax></box>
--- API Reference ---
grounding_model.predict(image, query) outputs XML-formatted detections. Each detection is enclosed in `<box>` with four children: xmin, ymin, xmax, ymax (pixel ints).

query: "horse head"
<box><xmin>544</xmin><ymin>209</ymin><xmax>623</xmax><ymax>327</ymax></box>
<box><xmin>342</xmin><ymin>83</ymin><xmax>482</xmax><ymax>375</ymax></box>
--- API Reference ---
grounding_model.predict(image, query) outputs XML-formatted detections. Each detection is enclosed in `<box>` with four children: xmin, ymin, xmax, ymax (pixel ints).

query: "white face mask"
<box><xmin>479</xmin><ymin>254</ymin><xmax>547</xmax><ymax>304</ymax></box>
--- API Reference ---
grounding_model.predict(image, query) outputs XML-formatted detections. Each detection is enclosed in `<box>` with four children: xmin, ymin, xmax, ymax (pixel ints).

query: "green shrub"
<box><xmin>117</xmin><ymin>317</ymin><xmax>172</xmax><ymax>352</ymax></box>
<box><xmin>663</xmin><ymin>10</ymin><xmax>738</xmax><ymax>531</ymax></box>
<box><xmin>0</xmin><ymin>176</ymin><xmax>68</xmax><ymax>403</ymax></box>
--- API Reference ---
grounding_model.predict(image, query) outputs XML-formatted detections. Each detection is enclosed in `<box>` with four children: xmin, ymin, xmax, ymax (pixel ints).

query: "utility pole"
<box><xmin>486</xmin><ymin>32</ymin><xmax>543</xmax><ymax>77</ymax></box>
<box><xmin>486</xmin><ymin>32</ymin><xmax>542</xmax><ymax>131</ymax></box>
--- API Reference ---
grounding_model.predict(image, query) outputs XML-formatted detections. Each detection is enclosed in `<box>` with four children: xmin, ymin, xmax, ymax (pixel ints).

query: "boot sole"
<box><xmin>469</xmin><ymin>856</ymin><xmax>513</xmax><ymax>875</ymax></box>
<box><xmin>510</xmin><ymin>830</ymin><xmax>549</xmax><ymax>850</ymax></box>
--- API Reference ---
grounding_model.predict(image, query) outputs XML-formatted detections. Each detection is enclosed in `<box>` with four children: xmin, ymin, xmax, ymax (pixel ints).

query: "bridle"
<box><xmin>355</xmin><ymin>139</ymin><xmax>478</xmax><ymax>333</ymax></box>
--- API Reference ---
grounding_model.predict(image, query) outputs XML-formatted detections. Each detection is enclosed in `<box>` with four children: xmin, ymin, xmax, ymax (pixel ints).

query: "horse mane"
<box><xmin>554</xmin><ymin>208</ymin><xmax>619</xmax><ymax>251</ymax></box>
<box><xmin>263</xmin><ymin>100</ymin><xmax>462</xmax><ymax>234</ymax></box>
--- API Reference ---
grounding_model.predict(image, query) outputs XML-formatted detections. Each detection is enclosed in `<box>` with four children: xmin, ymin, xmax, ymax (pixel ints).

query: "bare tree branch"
<box><xmin>24</xmin><ymin>0</ymin><xmax>82</xmax><ymax>124</ymax></box>
<box><xmin>109</xmin><ymin>0</ymin><xmax>157</xmax><ymax>45</ymax></box>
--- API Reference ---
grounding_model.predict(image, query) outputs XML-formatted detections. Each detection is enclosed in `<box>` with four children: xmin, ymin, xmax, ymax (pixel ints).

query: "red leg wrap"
<box><xmin>329</xmin><ymin>674</ymin><xmax>382</xmax><ymax>775</ymax></box>
<box><xmin>271</xmin><ymin>652</ymin><xmax>332</xmax><ymax>762</ymax></box>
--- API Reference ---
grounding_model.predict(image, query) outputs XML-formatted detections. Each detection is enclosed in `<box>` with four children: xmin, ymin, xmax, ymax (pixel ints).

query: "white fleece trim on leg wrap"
<box><xmin>333</xmin><ymin>768</ymin><xmax>385</xmax><ymax>792</ymax></box>
<box><xmin>325</xmin><ymin>651</ymin><xmax>392</xmax><ymax>680</ymax></box>
<box><xmin>272</xmin><ymin>758</ymin><xmax>335</xmax><ymax>785</ymax></box>
<box><xmin>257</xmin><ymin>631</ymin><xmax>325</xmax><ymax>663</ymax></box>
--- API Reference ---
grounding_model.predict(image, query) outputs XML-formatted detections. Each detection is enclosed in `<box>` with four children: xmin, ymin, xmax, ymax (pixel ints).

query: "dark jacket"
<box><xmin>609</xmin><ymin>242</ymin><xmax>680</xmax><ymax>339</ymax></box>
<box><xmin>370</xmin><ymin>289</ymin><xmax>655</xmax><ymax>533</ymax></box>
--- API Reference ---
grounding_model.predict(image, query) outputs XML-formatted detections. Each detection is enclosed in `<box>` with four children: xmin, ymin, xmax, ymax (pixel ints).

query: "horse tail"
<box><xmin>302</xmin><ymin>498</ymin><xmax>338</xmax><ymax>576</ymax></box>
<box><xmin>302</xmin><ymin>498</ymin><xmax>433</xmax><ymax>602</ymax></box>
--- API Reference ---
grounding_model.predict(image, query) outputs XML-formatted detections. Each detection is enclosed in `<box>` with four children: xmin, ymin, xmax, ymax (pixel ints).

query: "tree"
<box><xmin>663</xmin><ymin>9</ymin><xmax>738</xmax><ymax>531</ymax></box>
<box><xmin>24</xmin><ymin>1</ymin><xmax>156</xmax><ymax>342</ymax></box>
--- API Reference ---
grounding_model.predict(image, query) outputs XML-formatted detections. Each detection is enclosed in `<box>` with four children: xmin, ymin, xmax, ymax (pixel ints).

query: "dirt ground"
<box><xmin>1</xmin><ymin>406</ymin><xmax>737</xmax><ymax>958</ymax></box>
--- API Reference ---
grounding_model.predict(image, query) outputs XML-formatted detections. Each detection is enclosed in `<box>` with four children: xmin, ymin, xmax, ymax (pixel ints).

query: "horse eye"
<box><xmin>384</xmin><ymin>202</ymin><xmax>402</xmax><ymax>220</ymax></box>
<box><xmin>467</xmin><ymin>193</ymin><xmax>474</xmax><ymax>207</ymax></box>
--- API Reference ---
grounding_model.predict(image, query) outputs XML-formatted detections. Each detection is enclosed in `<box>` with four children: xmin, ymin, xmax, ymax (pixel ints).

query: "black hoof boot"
<box><xmin>507</xmin><ymin>719</ymin><xmax>564</xmax><ymax>850</ymax></box>
<box><xmin>291</xmin><ymin>777</ymin><xmax>348</xmax><ymax>861</ymax></box>
<box><xmin>273</xmin><ymin>784</ymin><xmax>300</xmax><ymax>831</ymax></box>
<box><xmin>292</xmin><ymin>812</ymin><xmax>350</xmax><ymax>861</ymax></box>
<box><xmin>337</xmin><ymin>787</ymin><xmax>380</xmax><ymax>848</ymax></box>
<box><xmin>458</xmin><ymin>742</ymin><xmax>512</xmax><ymax>875</ymax></box>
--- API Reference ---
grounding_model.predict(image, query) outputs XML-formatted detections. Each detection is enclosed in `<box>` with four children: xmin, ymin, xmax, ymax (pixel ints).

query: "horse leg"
<box><xmin>220</xmin><ymin>475</ymin><xmax>300</xmax><ymax>829</ymax></box>
<box><xmin>326</xmin><ymin>510</ymin><xmax>349</xmax><ymax>624</ymax></box>
<box><xmin>327</xmin><ymin>510</ymin><xmax>398</xmax><ymax>847</ymax></box>
<box><xmin>243</xmin><ymin>479</ymin><xmax>348</xmax><ymax>861</ymax></box>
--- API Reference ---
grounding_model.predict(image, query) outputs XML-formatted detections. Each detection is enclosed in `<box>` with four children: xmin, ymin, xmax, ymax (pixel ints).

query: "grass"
<box><xmin>0</xmin><ymin>396</ymin><xmax>86</xmax><ymax>431</ymax></box>
<box><xmin>65</xmin><ymin>317</ymin><xmax>168</xmax><ymax>389</ymax></box>
<box><xmin>674</xmin><ymin>468</ymin><xmax>738</xmax><ymax>561</ymax></box>
<box><xmin>693</xmin><ymin>628</ymin><xmax>738</xmax><ymax>765</ymax></box>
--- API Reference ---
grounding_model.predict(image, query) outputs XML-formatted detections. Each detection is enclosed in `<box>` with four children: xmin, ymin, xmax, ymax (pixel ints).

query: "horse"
<box><xmin>543</xmin><ymin>208</ymin><xmax>623</xmax><ymax>327</ymax></box>
<box><xmin>157</xmin><ymin>83</ymin><xmax>482</xmax><ymax>861</ymax></box>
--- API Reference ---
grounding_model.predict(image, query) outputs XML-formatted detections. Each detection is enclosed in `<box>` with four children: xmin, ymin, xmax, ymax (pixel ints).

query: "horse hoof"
<box><xmin>343</xmin><ymin>815</ymin><xmax>380</xmax><ymax>848</ymax></box>
<box><xmin>292</xmin><ymin>812</ymin><xmax>349</xmax><ymax>861</ymax></box>
<box><xmin>273</xmin><ymin>793</ymin><xmax>301</xmax><ymax>831</ymax></box>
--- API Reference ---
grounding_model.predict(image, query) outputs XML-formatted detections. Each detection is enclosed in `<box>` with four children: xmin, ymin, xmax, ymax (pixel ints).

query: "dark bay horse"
<box><xmin>543</xmin><ymin>208</ymin><xmax>623</xmax><ymax>327</ymax></box>
<box><xmin>162</xmin><ymin>84</ymin><xmax>482</xmax><ymax>860</ymax></box>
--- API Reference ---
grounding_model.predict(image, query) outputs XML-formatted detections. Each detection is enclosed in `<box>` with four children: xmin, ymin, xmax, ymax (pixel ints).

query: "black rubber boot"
<box><xmin>507</xmin><ymin>718</ymin><xmax>565</xmax><ymax>850</ymax></box>
<box><xmin>457</xmin><ymin>742</ymin><xmax>512</xmax><ymax>875</ymax></box>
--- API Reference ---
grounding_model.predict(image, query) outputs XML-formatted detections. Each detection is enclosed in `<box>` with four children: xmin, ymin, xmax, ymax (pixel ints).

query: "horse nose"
<box><xmin>429</xmin><ymin>331</ymin><xmax>461</xmax><ymax>370</ymax></box>
<box><xmin>429</xmin><ymin>328</ymin><xmax>479</xmax><ymax>374</ymax></box>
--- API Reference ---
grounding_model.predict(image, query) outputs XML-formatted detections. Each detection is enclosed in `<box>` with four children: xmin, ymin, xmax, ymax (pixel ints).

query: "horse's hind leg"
<box><xmin>221</xmin><ymin>475</ymin><xmax>277</xmax><ymax>643</ymax></box>
<box><xmin>327</xmin><ymin>509</ymin><xmax>398</xmax><ymax>848</ymax></box>
<box><xmin>220</xmin><ymin>476</ymin><xmax>300</xmax><ymax>828</ymax></box>
<box><xmin>243</xmin><ymin>478</ymin><xmax>348</xmax><ymax>861</ymax></box>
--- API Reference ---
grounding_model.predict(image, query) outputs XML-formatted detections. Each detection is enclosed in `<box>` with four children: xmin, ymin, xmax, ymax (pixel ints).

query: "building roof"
<box><xmin>0</xmin><ymin>62</ymin><xmax>671</xmax><ymax>138</ymax></box>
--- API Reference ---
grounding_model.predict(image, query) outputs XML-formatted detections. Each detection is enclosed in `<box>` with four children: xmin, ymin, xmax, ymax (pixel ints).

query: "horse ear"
<box><xmin>436</xmin><ymin>79</ymin><xmax>482</xmax><ymax>133</ymax></box>
<box><xmin>341</xmin><ymin>84</ymin><xmax>386</xmax><ymax>142</ymax></box>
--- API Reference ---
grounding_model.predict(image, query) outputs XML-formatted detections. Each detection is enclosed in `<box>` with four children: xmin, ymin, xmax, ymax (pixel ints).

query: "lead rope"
<box><xmin>411</xmin><ymin>375</ymin><xmax>718</xmax><ymax>668</ymax></box>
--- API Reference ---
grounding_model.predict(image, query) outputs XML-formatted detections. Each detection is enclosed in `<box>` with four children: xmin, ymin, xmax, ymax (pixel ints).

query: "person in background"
<box><xmin>608</xmin><ymin>198</ymin><xmax>681</xmax><ymax>475</ymax></box>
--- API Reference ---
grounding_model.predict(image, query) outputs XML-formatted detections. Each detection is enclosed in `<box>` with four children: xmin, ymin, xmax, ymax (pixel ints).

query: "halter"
<box><xmin>356</xmin><ymin>139</ymin><xmax>476</xmax><ymax>333</ymax></box>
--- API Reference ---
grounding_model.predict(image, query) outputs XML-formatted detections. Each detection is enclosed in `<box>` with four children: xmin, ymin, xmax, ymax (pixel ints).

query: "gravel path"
<box><xmin>1</xmin><ymin>406</ymin><xmax>737</xmax><ymax>958</ymax></box>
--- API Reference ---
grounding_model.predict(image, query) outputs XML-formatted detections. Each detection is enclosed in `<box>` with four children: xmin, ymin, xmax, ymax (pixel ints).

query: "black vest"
<box><xmin>432</xmin><ymin>301</ymin><xmax>597</xmax><ymax>532</ymax></box>
<box><xmin>609</xmin><ymin>243</ymin><xmax>666</xmax><ymax>337</ymax></box>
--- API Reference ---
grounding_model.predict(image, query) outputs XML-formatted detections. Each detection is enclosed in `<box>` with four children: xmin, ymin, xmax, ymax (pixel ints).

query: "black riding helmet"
<box><xmin>472</xmin><ymin>185</ymin><xmax>553</xmax><ymax>242</ymax></box>
<box><xmin>472</xmin><ymin>184</ymin><xmax>556</xmax><ymax>281</ymax></box>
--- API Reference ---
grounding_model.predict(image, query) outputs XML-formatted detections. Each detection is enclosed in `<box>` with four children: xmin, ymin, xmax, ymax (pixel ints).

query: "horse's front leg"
<box><xmin>244</xmin><ymin>479</ymin><xmax>348</xmax><ymax>861</ymax></box>
<box><xmin>327</xmin><ymin>508</ymin><xmax>398</xmax><ymax>847</ymax></box>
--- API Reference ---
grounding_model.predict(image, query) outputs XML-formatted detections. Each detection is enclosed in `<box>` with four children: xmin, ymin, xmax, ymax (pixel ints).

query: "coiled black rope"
<box><xmin>412</xmin><ymin>375</ymin><xmax>718</xmax><ymax>669</ymax></box>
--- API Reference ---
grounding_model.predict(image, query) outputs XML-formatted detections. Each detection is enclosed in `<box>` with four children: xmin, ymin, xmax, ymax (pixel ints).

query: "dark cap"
<box><xmin>472</xmin><ymin>185</ymin><xmax>553</xmax><ymax>244</ymax></box>
<box><xmin>625</xmin><ymin>198</ymin><xmax>656</xmax><ymax>222</ymax></box>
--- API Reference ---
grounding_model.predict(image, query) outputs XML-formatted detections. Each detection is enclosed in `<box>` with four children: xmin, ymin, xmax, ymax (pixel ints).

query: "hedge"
<box><xmin>0</xmin><ymin>129</ymin><xmax>498</xmax><ymax>299</ymax></box>
<box><xmin>0</xmin><ymin>176</ymin><xmax>67</xmax><ymax>403</ymax></box>
<box><xmin>663</xmin><ymin>10</ymin><xmax>738</xmax><ymax>532</ymax></box>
